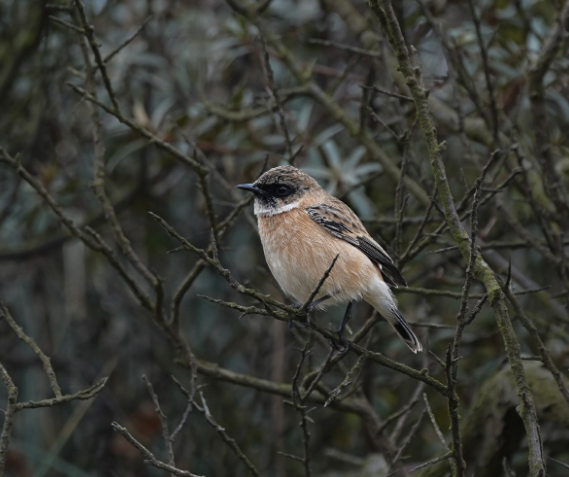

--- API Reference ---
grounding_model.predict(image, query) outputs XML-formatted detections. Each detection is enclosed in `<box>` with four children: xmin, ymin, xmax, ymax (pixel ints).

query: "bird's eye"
<box><xmin>276</xmin><ymin>185</ymin><xmax>290</xmax><ymax>196</ymax></box>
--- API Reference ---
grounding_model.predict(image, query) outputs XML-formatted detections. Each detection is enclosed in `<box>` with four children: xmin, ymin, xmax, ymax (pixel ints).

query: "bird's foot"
<box><xmin>329</xmin><ymin>332</ymin><xmax>350</xmax><ymax>355</ymax></box>
<box><xmin>288</xmin><ymin>312</ymin><xmax>311</xmax><ymax>331</ymax></box>
<box><xmin>288</xmin><ymin>295</ymin><xmax>331</xmax><ymax>331</ymax></box>
<box><xmin>293</xmin><ymin>294</ymin><xmax>331</xmax><ymax>313</ymax></box>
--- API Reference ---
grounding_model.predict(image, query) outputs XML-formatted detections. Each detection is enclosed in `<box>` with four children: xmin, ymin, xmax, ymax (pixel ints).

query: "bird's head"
<box><xmin>237</xmin><ymin>166</ymin><xmax>321</xmax><ymax>216</ymax></box>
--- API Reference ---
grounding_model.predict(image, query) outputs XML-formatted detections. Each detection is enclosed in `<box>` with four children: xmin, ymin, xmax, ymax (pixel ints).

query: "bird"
<box><xmin>237</xmin><ymin>165</ymin><xmax>422</xmax><ymax>353</ymax></box>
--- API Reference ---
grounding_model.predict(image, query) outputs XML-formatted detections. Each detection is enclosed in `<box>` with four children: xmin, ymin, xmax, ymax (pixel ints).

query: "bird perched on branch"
<box><xmin>237</xmin><ymin>165</ymin><xmax>422</xmax><ymax>353</ymax></box>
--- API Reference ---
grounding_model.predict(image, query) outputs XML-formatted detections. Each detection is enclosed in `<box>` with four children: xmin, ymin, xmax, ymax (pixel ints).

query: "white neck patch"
<box><xmin>254</xmin><ymin>200</ymin><xmax>301</xmax><ymax>216</ymax></box>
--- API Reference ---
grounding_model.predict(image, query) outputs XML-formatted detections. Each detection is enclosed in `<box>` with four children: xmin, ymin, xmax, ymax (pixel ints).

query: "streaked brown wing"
<box><xmin>305</xmin><ymin>199</ymin><xmax>407</xmax><ymax>287</ymax></box>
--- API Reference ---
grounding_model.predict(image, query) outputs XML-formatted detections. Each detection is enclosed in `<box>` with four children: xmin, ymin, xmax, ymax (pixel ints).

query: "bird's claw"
<box><xmin>292</xmin><ymin>295</ymin><xmax>330</xmax><ymax>313</ymax></box>
<box><xmin>329</xmin><ymin>332</ymin><xmax>350</xmax><ymax>354</ymax></box>
<box><xmin>288</xmin><ymin>313</ymin><xmax>311</xmax><ymax>332</ymax></box>
<box><xmin>288</xmin><ymin>299</ymin><xmax>321</xmax><ymax>332</ymax></box>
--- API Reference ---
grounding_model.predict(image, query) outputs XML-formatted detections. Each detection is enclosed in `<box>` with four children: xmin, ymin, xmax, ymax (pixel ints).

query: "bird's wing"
<box><xmin>305</xmin><ymin>198</ymin><xmax>407</xmax><ymax>287</ymax></box>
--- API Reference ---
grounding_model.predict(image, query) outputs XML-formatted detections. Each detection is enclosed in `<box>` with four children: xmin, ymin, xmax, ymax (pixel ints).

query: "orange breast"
<box><xmin>257</xmin><ymin>209</ymin><xmax>380</xmax><ymax>305</ymax></box>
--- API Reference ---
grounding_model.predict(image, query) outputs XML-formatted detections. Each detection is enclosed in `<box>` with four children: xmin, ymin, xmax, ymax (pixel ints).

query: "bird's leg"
<box><xmin>288</xmin><ymin>294</ymin><xmax>332</xmax><ymax>330</ymax></box>
<box><xmin>288</xmin><ymin>315</ymin><xmax>310</xmax><ymax>332</ymax></box>
<box><xmin>330</xmin><ymin>301</ymin><xmax>352</xmax><ymax>353</ymax></box>
<box><xmin>305</xmin><ymin>294</ymin><xmax>332</xmax><ymax>312</ymax></box>
<box><xmin>338</xmin><ymin>301</ymin><xmax>353</xmax><ymax>336</ymax></box>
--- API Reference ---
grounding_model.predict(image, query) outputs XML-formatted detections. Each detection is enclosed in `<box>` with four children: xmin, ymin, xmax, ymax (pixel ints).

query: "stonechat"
<box><xmin>237</xmin><ymin>165</ymin><xmax>422</xmax><ymax>353</ymax></box>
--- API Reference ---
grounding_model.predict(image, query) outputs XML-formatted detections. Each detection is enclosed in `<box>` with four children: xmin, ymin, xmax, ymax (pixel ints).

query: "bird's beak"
<box><xmin>236</xmin><ymin>183</ymin><xmax>262</xmax><ymax>194</ymax></box>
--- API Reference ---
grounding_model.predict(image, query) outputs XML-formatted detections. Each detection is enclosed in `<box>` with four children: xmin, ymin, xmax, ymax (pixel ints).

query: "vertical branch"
<box><xmin>0</xmin><ymin>301</ymin><xmax>62</xmax><ymax>398</ymax></box>
<box><xmin>528</xmin><ymin>0</ymin><xmax>569</xmax><ymax>223</ymax></box>
<box><xmin>259</xmin><ymin>35</ymin><xmax>295</xmax><ymax>162</ymax></box>
<box><xmin>169</xmin><ymin>188</ymin><xmax>254</xmax><ymax>330</ymax></box>
<box><xmin>73</xmin><ymin>0</ymin><xmax>121</xmax><ymax>112</ymax></box>
<box><xmin>228</xmin><ymin>2</ymin><xmax>431</xmax><ymax>206</ymax></box>
<box><xmin>502</xmin><ymin>287</ymin><xmax>569</xmax><ymax>407</ymax></box>
<box><xmin>143</xmin><ymin>376</ymin><xmax>176</xmax><ymax>470</ymax></box>
<box><xmin>391</xmin><ymin>408</ymin><xmax>425</xmax><ymax>466</ymax></box>
<box><xmin>414</xmin><ymin>0</ymin><xmax>489</xmax><ymax>137</ymax></box>
<box><xmin>368</xmin><ymin>2</ymin><xmax>546</xmax><ymax>475</ymax></box>
<box><xmin>299</xmin><ymin>408</ymin><xmax>312</xmax><ymax>477</ymax></box>
<box><xmin>394</xmin><ymin>135</ymin><xmax>410</xmax><ymax>258</ymax></box>
<box><xmin>198</xmin><ymin>173</ymin><xmax>220</xmax><ymax>243</ymax></box>
<box><xmin>193</xmin><ymin>391</ymin><xmax>262</xmax><ymax>477</ymax></box>
<box><xmin>270</xmin><ymin>319</ymin><xmax>286</xmax><ymax>477</ymax></box>
<box><xmin>0</xmin><ymin>362</ymin><xmax>18</xmax><ymax>475</ymax></box>
<box><xmin>171</xmin><ymin>261</ymin><xmax>206</xmax><ymax>329</ymax></box>
<box><xmin>72</xmin><ymin>2</ymin><xmax>159</xmax><ymax>289</ymax></box>
<box><xmin>389</xmin><ymin>381</ymin><xmax>424</xmax><ymax>444</ymax></box>
<box><xmin>423</xmin><ymin>393</ymin><xmax>456</xmax><ymax>475</ymax></box>
<box><xmin>290</xmin><ymin>342</ymin><xmax>313</xmax><ymax>477</ymax></box>
<box><xmin>467</xmin><ymin>0</ymin><xmax>499</xmax><ymax>144</ymax></box>
<box><xmin>66</xmin><ymin>5</ymin><xmax>204</xmax><ymax>393</ymax></box>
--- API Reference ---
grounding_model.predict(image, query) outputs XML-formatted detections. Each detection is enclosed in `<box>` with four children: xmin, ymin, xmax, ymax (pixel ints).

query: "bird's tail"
<box><xmin>390</xmin><ymin>309</ymin><xmax>423</xmax><ymax>354</ymax></box>
<box><xmin>368</xmin><ymin>282</ymin><xmax>423</xmax><ymax>353</ymax></box>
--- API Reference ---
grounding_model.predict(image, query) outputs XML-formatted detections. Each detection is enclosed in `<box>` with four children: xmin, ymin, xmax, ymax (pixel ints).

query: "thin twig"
<box><xmin>423</xmin><ymin>393</ymin><xmax>456</xmax><ymax>475</ymax></box>
<box><xmin>324</xmin><ymin>355</ymin><xmax>366</xmax><ymax>407</ymax></box>
<box><xmin>0</xmin><ymin>361</ymin><xmax>18</xmax><ymax>475</ymax></box>
<box><xmin>299</xmin><ymin>254</ymin><xmax>339</xmax><ymax>314</ymax></box>
<box><xmin>392</xmin><ymin>408</ymin><xmax>425</xmax><ymax>465</ymax></box>
<box><xmin>361</xmin><ymin>84</ymin><xmax>414</xmax><ymax>102</ymax></box>
<box><xmin>67</xmin><ymin>83</ymin><xmax>208</xmax><ymax>175</ymax></box>
<box><xmin>0</xmin><ymin>301</ymin><xmax>62</xmax><ymax>398</ymax></box>
<box><xmin>259</xmin><ymin>35</ymin><xmax>294</xmax><ymax>161</ymax></box>
<box><xmin>369</xmin><ymin>2</ymin><xmax>546</xmax><ymax>473</ymax></box>
<box><xmin>48</xmin><ymin>15</ymin><xmax>84</xmax><ymax>33</ymax></box>
<box><xmin>501</xmin><ymin>285</ymin><xmax>569</xmax><ymax>407</ymax></box>
<box><xmin>142</xmin><ymin>376</ymin><xmax>176</xmax><ymax>469</ymax></box>
<box><xmin>73</xmin><ymin>1</ymin><xmax>120</xmax><ymax>112</ymax></box>
<box><xmin>309</xmin><ymin>38</ymin><xmax>381</xmax><ymax>57</ymax></box>
<box><xmin>104</xmin><ymin>15</ymin><xmax>152</xmax><ymax>63</ymax></box>
<box><xmin>193</xmin><ymin>391</ymin><xmax>262</xmax><ymax>477</ymax></box>
<box><xmin>467</xmin><ymin>0</ymin><xmax>499</xmax><ymax>144</ymax></box>
<box><xmin>403</xmin><ymin>451</ymin><xmax>453</xmax><ymax>475</ymax></box>
<box><xmin>112</xmin><ymin>423</ymin><xmax>204</xmax><ymax>477</ymax></box>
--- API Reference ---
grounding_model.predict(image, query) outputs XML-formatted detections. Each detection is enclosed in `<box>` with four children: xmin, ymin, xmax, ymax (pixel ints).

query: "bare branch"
<box><xmin>73</xmin><ymin>0</ymin><xmax>121</xmax><ymax>112</ymax></box>
<box><xmin>0</xmin><ymin>361</ymin><xmax>18</xmax><ymax>475</ymax></box>
<box><xmin>111</xmin><ymin>423</ymin><xmax>204</xmax><ymax>477</ymax></box>
<box><xmin>0</xmin><ymin>301</ymin><xmax>62</xmax><ymax>398</ymax></box>
<box><xmin>143</xmin><ymin>376</ymin><xmax>176</xmax><ymax>469</ymax></box>
<box><xmin>193</xmin><ymin>391</ymin><xmax>261</xmax><ymax>477</ymax></box>
<box><xmin>104</xmin><ymin>15</ymin><xmax>152</xmax><ymax>63</ymax></box>
<box><xmin>369</xmin><ymin>2</ymin><xmax>546</xmax><ymax>473</ymax></box>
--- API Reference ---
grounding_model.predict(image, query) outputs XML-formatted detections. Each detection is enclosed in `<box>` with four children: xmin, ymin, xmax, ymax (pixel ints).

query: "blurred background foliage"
<box><xmin>1</xmin><ymin>0</ymin><xmax>569</xmax><ymax>476</ymax></box>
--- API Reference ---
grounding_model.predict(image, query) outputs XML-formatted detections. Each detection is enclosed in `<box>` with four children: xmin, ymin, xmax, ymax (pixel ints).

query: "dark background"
<box><xmin>1</xmin><ymin>0</ymin><xmax>569</xmax><ymax>476</ymax></box>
